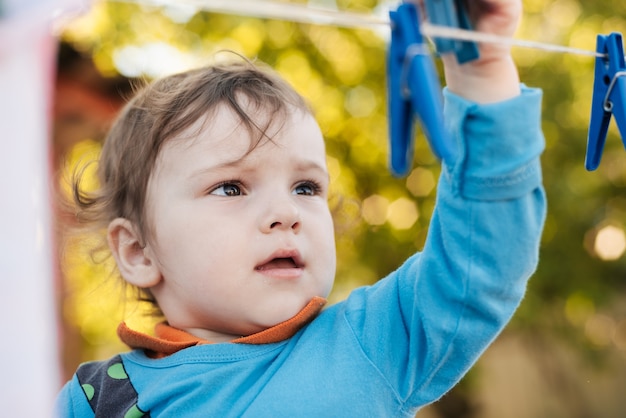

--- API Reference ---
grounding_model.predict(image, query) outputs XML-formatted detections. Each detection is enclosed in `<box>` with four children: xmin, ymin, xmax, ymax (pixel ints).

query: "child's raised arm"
<box><xmin>320</xmin><ymin>0</ymin><xmax>546</xmax><ymax>412</ymax></box>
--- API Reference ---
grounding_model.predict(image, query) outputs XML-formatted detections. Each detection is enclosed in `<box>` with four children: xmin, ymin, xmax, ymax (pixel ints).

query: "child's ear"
<box><xmin>107</xmin><ymin>218</ymin><xmax>161</xmax><ymax>288</ymax></box>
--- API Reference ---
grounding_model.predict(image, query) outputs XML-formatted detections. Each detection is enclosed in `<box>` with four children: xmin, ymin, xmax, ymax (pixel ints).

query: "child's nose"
<box><xmin>260</xmin><ymin>197</ymin><xmax>301</xmax><ymax>234</ymax></box>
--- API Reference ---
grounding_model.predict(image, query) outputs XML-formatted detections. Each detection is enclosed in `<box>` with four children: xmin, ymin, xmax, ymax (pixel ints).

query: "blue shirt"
<box><xmin>57</xmin><ymin>86</ymin><xmax>546</xmax><ymax>417</ymax></box>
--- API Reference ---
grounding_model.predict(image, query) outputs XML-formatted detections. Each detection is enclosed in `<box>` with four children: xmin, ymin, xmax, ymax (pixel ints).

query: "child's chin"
<box><xmin>260</xmin><ymin>299</ymin><xmax>307</xmax><ymax>325</ymax></box>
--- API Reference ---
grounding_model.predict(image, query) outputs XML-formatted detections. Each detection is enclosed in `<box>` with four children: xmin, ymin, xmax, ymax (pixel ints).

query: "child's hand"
<box><xmin>430</xmin><ymin>0</ymin><xmax>523</xmax><ymax>103</ymax></box>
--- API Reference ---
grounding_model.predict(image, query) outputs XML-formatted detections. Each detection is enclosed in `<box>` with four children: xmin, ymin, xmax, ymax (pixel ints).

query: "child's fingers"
<box><xmin>406</xmin><ymin>0</ymin><xmax>521</xmax><ymax>38</ymax></box>
<box><xmin>402</xmin><ymin>0</ymin><xmax>427</xmax><ymax>21</ymax></box>
<box><xmin>463</xmin><ymin>0</ymin><xmax>522</xmax><ymax>37</ymax></box>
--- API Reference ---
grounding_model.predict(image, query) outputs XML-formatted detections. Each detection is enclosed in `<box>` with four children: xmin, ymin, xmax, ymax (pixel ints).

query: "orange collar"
<box><xmin>118</xmin><ymin>297</ymin><xmax>327</xmax><ymax>358</ymax></box>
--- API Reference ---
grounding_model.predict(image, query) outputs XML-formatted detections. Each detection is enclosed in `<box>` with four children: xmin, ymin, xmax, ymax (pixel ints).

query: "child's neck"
<box><xmin>118</xmin><ymin>297</ymin><xmax>327</xmax><ymax>358</ymax></box>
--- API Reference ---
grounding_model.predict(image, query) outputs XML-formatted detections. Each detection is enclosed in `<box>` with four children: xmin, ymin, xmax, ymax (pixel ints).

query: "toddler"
<box><xmin>57</xmin><ymin>0</ymin><xmax>546</xmax><ymax>416</ymax></box>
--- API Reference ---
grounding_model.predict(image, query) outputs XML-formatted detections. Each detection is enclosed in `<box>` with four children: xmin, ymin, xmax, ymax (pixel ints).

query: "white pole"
<box><xmin>0</xmin><ymin>1</ymin><xmax>86</xmax><ymax>414</ymax></box>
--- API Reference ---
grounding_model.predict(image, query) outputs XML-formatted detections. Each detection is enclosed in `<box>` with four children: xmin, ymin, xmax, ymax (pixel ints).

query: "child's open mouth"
<box><xmin>256</xmin><ymin>257</ymin><xmax>298</xmax><ymax>270</ymax></box>
<box><xmin>255</xmin><ymin>251</ymin><xmax>304</xmax><ymax>278</ymax></box>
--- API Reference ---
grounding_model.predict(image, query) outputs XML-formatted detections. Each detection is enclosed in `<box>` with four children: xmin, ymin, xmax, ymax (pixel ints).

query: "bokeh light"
<box><xmin>594</xmin><ymin>225</ymin><xmax>626</xmax><ymax>261</ymax></box>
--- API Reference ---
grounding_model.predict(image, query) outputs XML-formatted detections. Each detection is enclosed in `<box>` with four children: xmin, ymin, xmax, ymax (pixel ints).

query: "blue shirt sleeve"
<box><xmin>341</xmin><ymin>86</ymin><xmax>546</xmax><ymax>412</ymax></box>
<box><xmin>55</xmin><ymin>375</ymin><xmax>95</xmax><ymax>418</ymax></box>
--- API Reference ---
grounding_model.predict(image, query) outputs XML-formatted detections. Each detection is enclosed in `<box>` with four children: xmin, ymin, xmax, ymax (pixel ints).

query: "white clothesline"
<box><xmin>117</xmin><ymin>0</ymin><xmax>605</xmax><ymax>58</ymax></box>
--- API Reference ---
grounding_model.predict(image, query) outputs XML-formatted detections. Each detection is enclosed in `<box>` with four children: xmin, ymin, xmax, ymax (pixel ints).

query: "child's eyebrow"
<box><xmin>188</xmin><ymin>158</ymin><xmax>329</xmax><ymax>179</ymax></box>
<box><xmin>290</xmin><ymin>160</ymin><xmax>330</xmax><ymax>178</ymax></box>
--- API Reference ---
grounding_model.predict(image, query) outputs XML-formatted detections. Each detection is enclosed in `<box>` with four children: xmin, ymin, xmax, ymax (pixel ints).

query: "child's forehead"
<box><xmin>175</xmin><ymin>100</ymin><xmax>315</xmax><ymax>146</ymax></box>
<box><xmin>156</xmin><ymin>102</ymin><xmax>324</xmax><ymax>169</ymax></box>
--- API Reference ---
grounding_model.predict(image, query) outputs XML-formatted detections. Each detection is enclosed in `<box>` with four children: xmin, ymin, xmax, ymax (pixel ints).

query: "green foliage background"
<box><xmin>58</xmin><ymin>0</ymin><xmax>626</xmax><ymax>416</ymax></box>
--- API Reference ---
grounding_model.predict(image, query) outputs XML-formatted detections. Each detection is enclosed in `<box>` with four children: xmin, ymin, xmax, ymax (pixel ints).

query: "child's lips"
<box><xmin>255</xmin><ymin>250</ymin><xmax>304</xmax><ymax>278</ymax></box>
<box><xmin>258</xmin><ymin>258</ymin><xmax>298</xmax><ymax>269</ymax></box>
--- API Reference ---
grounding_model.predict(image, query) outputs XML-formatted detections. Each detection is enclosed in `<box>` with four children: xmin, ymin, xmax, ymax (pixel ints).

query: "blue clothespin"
<box><xmin>585</xmin><ymin>32</ymin><xmax>626</xmax><ymax>171</ymax></box>
<box><xmin>386</xmin><ymin>1</ymin><xmax>480</xmax><ymax>176</ymax></box>
<box><xmin>423</xmin><ymin>0</ymin><xmax>480</xmax><ymax>64</ymax></box>
<box><xmin>387</xmin><ymin>2</ymin><xmax>455</xmax><ymax>176</ymax></box>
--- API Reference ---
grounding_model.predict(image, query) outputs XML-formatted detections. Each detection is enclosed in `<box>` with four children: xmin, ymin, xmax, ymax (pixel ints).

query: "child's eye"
<box><xmin>293</xmin><ymin>181</ymin><xmax>321</xmax><ymax>196</ymax></box>
<box><xmin>210</xmin><ymin>182</ymin><xmax>242</xmax><ymax>196</ymax></box>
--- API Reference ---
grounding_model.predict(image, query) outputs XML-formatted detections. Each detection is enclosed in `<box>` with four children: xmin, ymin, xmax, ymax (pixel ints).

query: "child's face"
<box><xmin>143</xmin><ymin>104</ymin><xmax>336</xmax><ymax>342</ymax></box>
